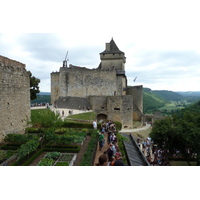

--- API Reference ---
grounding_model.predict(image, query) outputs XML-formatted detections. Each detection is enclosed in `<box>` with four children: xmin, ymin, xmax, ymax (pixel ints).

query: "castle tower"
<box><xmin>99</xmin><ymin>38</ymin><xmax>126</xmax><ymax>71</ymax></box>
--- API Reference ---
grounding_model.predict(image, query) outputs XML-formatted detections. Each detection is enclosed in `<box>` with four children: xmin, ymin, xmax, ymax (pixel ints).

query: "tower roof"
<box><xmin>100</xmin><ymin>38</ymin><xmax>124</xmax><ymax>54</ymax></box>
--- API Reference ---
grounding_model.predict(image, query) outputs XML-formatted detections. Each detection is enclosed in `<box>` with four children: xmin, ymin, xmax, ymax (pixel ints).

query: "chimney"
<box><xmin>106</xmin><ymin>43</ymin><xmax>110</xmax><ymax>51</ymax></box>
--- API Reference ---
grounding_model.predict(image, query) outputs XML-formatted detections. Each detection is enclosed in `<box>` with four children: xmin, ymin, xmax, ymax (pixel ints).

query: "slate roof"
<box><xmin>100</xmin><ymin>38</ymin><xmax>124</xmax><ymax>54</ymax></box>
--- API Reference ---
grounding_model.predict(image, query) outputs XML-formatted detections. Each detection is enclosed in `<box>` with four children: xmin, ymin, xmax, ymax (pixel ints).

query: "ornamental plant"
<box><xmin>17</xmin><ymin>139</ymin><xmax>39</xmax><ymax>159</ymax></box>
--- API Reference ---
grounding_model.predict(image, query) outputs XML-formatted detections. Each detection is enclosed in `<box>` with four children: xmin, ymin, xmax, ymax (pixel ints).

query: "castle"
<box><xmin>51</xmin><ymin>39</ymin><xmax>143</xmax><ymax>129</ymax></box>
<box><xmin>0</xmin><ymin>55</ymin><xmax>30</xmax><ymax>142</ymax></box>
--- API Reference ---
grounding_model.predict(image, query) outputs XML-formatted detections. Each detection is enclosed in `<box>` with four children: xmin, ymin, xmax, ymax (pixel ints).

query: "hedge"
<box><xmin>12</xmin><ymin>145</ymin><xmax>80</xmax><ymax>166</ymax></box>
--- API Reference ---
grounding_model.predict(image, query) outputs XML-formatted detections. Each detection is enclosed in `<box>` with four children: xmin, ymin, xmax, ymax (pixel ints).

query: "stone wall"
<box><xmin>0</xmin><ymin>56</ymin><xmax>30</xmax><ymax>142</ymax></box>
<box><xmin>126</xmin><ymin>85</ymin><xmax>143</xmax><ymax>121</ymax></box>
<box><xmin>51</xmin><ymin>65</ymin><xmax>126</xmax><ymax>103</ymax></box>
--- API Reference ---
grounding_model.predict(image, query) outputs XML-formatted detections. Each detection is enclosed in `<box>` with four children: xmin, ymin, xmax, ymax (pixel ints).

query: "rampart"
<box><xmin>0</xmin><ymin>55</ymin><xmax>30</xmax><ymax>142</ymax></box>
<box><xmin>51</xmin><ymin>65</ymin><xmax>127</xmax><ymax>103</ymax></box>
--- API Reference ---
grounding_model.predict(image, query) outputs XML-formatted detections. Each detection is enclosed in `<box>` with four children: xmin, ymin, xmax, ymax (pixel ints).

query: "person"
<box><xmin>113</xmin><ymin>159</ymin><xmax>126</xmax><ymax>166</ymax></box>
<box><xmin>96</xmin><ymin>154</ymin><xmax>108</xmax><ymax>166</ymax></box>
<box><xmin>109</xmin><ymin>157</ymin><xmax>116</xmax><ymax>166</ymax></box>
<box><xmin>104</xmin><ymin>143</ymin><xmax>114</xmax><ymax>161</ymax></box>
<box><xmin>98</xmin><ymin>132</ymin><xmax>105</xmax><ymax>151</ymax></box>
<box><xmin>93</xmin><ymin>120</ymin><xmax>97</xmax><ymax>129</ymax></box>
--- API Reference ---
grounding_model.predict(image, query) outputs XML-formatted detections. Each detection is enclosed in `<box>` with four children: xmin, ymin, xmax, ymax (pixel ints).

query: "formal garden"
<box><xmin>0</xmin><ymin>109</ymin><xmax>123</xmax><ymax>166</ymax></box>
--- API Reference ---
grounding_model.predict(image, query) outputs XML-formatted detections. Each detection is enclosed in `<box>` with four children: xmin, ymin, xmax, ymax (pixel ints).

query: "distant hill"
<box><xmin>151</xmin><ymin>90</ymin><xmax>183</xmax><ymax>101</ymax></box>
<box><xmin>31</xmin><ymin>92</ymin><xmax>51</xmax><ymax>105</ymax></box>
<box><xmin>38</xmin><ymin>92</ymin><xmax>51</xmax><ymax>95</ymax></box>
<box><xmin>176</xmin><ymin>91</ymin><xmax>200</xmax><ymax>97</ymax></box>
<box><xmin>143</xmin><ymin>88</ymin><xmax>183</xmax><ymax>101</ymax></box>
<box><xmin>143</xmin><ymin>88</ymin><xmax>200</xmax><ymax>113</ymax></box>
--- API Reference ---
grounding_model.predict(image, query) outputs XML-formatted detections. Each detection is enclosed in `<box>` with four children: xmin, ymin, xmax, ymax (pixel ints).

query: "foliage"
<box><xmin>26</xmin><ymin>127</ymin><xmax>45</xmax><ymax>133</ymax></box>
<box><xmin>31</xmin><ymin>109</ymin><xmax>63</xmax><ymax>128</ymax></box>
<box><xmin>27</xmin><ymin>71</ymin><xmax>40</xmax><ymax>101</ymax></box>
<box><xmin>38</xmin><ymin>158</ymin><xmax>54</xmax><ymax>166</ymax></box>
<box><xmin>150</xmin><ymin>101</ymin><xmax>200</xmax><ymax>165</ymax></box>
<box><xmin>46</xmin><ymin>152</ymin><xmax>61</xmax><ymax>160</ymax></box>
<box><xmin>0</xmin><ymin>150</ymin><xmax>15</xmax><ymax>162</ymax></box>
<box><xmin>4</xmin><ymin>133</ymin><xmax>39</xmax><ymax>145</ymax></box>
<box><xmin>62</xmin><ymin>121</ymin><xmax>93</xmax><ymax>129</ymax></box>
<box><xmin>55</xmin><ymin>162</ymin><xmax>69</xmax><ymax>166</ymax></box>
<box><xmin>45</xmin><ymin>130</ymin><xmax>85</xmax><ymax>145</ymax></box>
<box><xmin>80</xmin><ymin>132</ymin><xmax>97</xmax><ymax>166</ymax></box>
<box><xmin>17</xmin><ymin>139</ymin><xmax>39</xmax><ymax>159</ymax></box>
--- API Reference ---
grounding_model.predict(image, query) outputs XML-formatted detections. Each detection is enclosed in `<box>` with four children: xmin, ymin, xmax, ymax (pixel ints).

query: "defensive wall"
<box><xmin>51</xmin><ymin>64</ymin><xmax>127</xmax><ymax>103</ymax></box>
<box><xmin>126</xmin><ymin>85</ymin><xmax>143</xmax><ymax>121</ymax></box>
<box><xmin>0</xmin><ymin>55</ymin><xmax>30</xmax><ymax>142</ymax></box>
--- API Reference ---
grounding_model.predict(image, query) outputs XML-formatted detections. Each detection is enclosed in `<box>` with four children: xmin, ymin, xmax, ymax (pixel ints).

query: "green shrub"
<box><xmin>38</xmin><ymin>158</ymin><xmax>54</xmax><ymax>166</ymax></box>
<box><xmin>31</xmin><ymin>109</ymin><xmax>64</xmax><ymax>128</ymax></box>
<box><xmin>80</xmin><ymin>133</ymin><xmax>97</xmax><ymax>166</ymax></box>
<box><xmin>4</xmin><ymin>134</ymin><xmax>39</xmax><ymax>145</ymax></box>
<box><xmin>17</xmin><ymin>139</ymin><xmax>39</xmax><ymax>159</ymax></box>
<box><xmin>62</xmin><ymin>121</ymin><xmax>93</xmax><ymax>129</ymax></box>
<box><xmin>25</xmin><ymin>127</ymin><xmax>44</xmax><ymax>133</ymax></box>
<box><xmin>46</xmin><ymin>152</ymin><xmax>61</xmax><ymax>160</ymax></box>
<box><xmin>114</xmin><ymin>121</ymin><xmax>122</xmax><ymax>130</ymax></box>
<box><xmin>55</xmin><ymin>162</ymin><xmax>69</xmax><ymax>166</ymax></box>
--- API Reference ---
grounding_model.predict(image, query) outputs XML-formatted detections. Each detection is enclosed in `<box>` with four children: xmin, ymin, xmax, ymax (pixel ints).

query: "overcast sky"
<box><xmin>1</xmin><ymin>0</ymin><xmax>200</xmax><ymax>92</ymax></box>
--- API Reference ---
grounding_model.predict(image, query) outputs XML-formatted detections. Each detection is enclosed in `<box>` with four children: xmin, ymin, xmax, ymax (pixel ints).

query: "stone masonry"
<box><xmin>51</xmin><ymin>39</ymin><xmax>143</xmax><ymax>129</ymax></box>
<box><xmin>0</xmin><ymin>55</ymin><xmax>30</xmax><ymax>142</ymax></box>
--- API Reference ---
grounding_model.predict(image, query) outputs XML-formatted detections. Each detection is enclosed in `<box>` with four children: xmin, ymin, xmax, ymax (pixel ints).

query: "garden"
<box><xmin>0</xmin><ymin>109</ymin><xmax>99</xmax><ymax>166</ymax></box>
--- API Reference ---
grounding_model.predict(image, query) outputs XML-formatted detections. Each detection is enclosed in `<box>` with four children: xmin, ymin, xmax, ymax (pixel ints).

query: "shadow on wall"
<box><xmin>97</xmin><ymin>114</ymin><xmax>108</xmax><ymax>122</ymax></box>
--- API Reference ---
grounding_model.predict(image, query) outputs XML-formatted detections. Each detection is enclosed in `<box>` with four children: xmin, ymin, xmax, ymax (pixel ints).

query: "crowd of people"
<box><xmin>95</xmin><ymin>120</ymin><xmax>126</xmax><ymax>166</ymax></box>
<box><xmin>138</xmin><ymin>137</ymin><xmax>170</xmax><ymax>166</ymax></box>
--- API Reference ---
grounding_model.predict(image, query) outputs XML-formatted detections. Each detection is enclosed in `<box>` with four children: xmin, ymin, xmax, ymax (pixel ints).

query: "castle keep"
<box><xmin>51</xmin><ymin>39</ymin><xmax>143</xmax><ymax>128</ymax></box>
<box><xmin>0</xmin><ymin>55</ymin><xmax>30</xmax><ymax>142</ymax></box>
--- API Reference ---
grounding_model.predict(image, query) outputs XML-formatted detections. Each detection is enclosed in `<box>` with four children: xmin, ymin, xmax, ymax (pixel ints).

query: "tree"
<box><xmin>150</xmin><ymin>101</ymin><xmax>200</xmax><ymax>165</ymax></box>
<box><xmin>27</xmin><ymin>71</ymin><xmax>40</xmax><ymax>101</ymax></box>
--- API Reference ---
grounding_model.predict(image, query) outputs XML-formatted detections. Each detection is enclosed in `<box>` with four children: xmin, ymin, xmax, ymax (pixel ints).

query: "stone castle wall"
<box><xmin>51</xmin><ymin>66</ymin><xmax>125</xmax><ymax>103</ymax></box>
<box><xmin>0</xmin><ymin>56</ymin><xmax>30</xmax><ymax>142</ymax></box>
<box><xmin>126</xmin><ymin>85</ymin><xmax>143</xmax><ymax>120</ymax></box>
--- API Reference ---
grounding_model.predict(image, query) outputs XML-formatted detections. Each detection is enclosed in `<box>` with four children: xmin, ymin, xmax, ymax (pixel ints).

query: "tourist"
<box><xmin>93</xmin><ymin>120</ymin><xmax>97</xmax><ymax>129</ymax></box>
<box><xmin>96</xmin><ymin>154</ymin><xmax>108</xmax><ymax>166</ymax></box>
<box><xmin>98</xmin><ymin>131</ymin><xmax>105</xmax><ymax>151</ymax></box>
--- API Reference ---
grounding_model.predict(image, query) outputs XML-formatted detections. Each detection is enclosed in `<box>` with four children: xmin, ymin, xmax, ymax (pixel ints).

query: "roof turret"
<box><xmin>100</xmin><ymin>38</ymin><xmax>124</xmax><ymax>54</ymax></box>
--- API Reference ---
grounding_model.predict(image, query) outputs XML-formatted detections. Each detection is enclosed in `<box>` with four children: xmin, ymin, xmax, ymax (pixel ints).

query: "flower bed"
<box><xmin>38</xmin><ymin>152</ymin><xmax>77</xmax><ymax>166</ymax></box>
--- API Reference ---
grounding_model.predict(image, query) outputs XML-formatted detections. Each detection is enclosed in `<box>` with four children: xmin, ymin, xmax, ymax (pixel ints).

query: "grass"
<box><xmin>66</xmin><ymin>112</ymin><xmax>96</xmax><ymax>121</ymax></box>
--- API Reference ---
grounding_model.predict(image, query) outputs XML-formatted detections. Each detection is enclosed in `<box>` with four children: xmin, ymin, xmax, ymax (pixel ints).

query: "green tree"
<box><xmin>150</xmin><ymin>101</ymin><xmax>200</xmax><ymax>165</ymax></box>
<box><xmin>27</xmin><ymin>71</ymin><xmax>40</xmax><ymax>101</ymax></box>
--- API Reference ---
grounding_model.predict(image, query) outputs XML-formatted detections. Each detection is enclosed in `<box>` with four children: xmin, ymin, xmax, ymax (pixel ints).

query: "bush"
<box><xmin>4</xmin><ymin>134</ymin><xmax>39</xmax><ymax>145</ymax></box>
<box><xmin>55</xmin><ymin>162</ymin><xmax>69</xmax><ymax>166</ymax></box>
<box><xmin>114</xmin><ymin>121</ymin><xmax>122</xmax><ymax>130</ymax></box>
<box><xmin>80</xmin><ymin>133</ymin><xmax>97</xmax><ymax>166</ymax></box>
<box><xmin>31</xmin><ymin>109</ymin><xmax>64</xmax><ymax>128</ymax></box>
<box><xmin>25</xmin><ymin>127</ymin><xmax>45</xmax><ymax>133</ymax></box>
<box><xmin>38</xmin><ymin>158</ymin><xmax>54</xmax><ymax>166</ymax></box>
<box><xmin>46</xmin><ymin>152</ymin><xmax>61</xmax><ymax>160</ymax></box>
<box><xmin>62</xmin><ymin>121</ymin><xmax>93</xmax><ymax>129</ymax></box>
<box><xmin>17</xmin><ymin>139</ymin><xmax>39</xmax><ymax>159</ymax></box>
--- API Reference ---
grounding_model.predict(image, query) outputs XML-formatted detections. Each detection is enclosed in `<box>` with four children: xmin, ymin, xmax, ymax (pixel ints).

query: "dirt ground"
<box><xmin>93</xmin><ymin>133</ymin><xmax>109</xmax><ymax>166</ymax></box>
<box><xmin>73</xmin><ymin>135</ymin><xmax>91</xmax><ymax>166</ymax></box>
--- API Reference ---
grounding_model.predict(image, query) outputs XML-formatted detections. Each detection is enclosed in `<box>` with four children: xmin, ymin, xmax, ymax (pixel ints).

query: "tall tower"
<box><xmin>99</xmin><ymin>38</ymin><xmax>126</xmax><ymax>71</ymax></box>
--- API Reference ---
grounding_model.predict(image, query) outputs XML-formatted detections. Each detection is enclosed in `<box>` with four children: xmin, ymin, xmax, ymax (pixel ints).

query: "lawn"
<box><xmin>66</xmin><ymin>112</ymin><xmax>96</xmax><ymax>121</ymax></box>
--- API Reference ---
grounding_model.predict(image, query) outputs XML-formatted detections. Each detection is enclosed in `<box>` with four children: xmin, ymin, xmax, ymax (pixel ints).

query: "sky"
<box><xmin>1</xmin><ymin>0</ymin><xmax>200</xmax><ymax>92</ymax></box>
